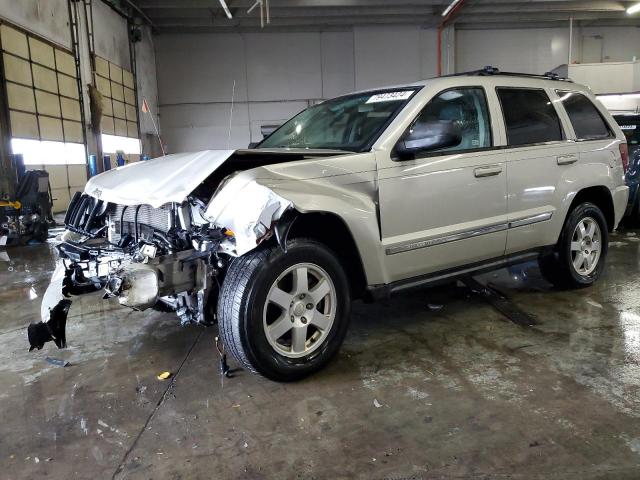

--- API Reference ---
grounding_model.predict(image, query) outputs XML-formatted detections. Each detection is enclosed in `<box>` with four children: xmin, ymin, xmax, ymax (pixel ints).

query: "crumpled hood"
<box><xmin>84</xmin><ymin>150</ymin><xmax>235</xmax><ymax>207</ymax></box>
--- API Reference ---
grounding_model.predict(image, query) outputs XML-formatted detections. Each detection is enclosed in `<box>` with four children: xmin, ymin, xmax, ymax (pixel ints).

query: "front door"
<box><xmin>377</xmin><ymin>86</ymin><xmax>509</xmax><ymax>283</ymax></box>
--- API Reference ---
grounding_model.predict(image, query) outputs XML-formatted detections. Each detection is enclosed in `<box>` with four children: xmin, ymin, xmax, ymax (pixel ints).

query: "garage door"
<box><xmin>0</xmin><ymin>22</ymin><xmax>86</xmax><ymax>212</ymax></box>
<box><xmin>94</xmin><ymin>55</ymin><xmax>139</xmax><ymax>140</ymax></box>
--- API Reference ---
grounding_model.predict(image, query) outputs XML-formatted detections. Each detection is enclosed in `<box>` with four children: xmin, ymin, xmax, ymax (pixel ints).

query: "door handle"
<box><xmin>474</xmin><ymin>165</ymin><xmax>503</xmax><ymax>177</ymax></box>
<box><xmin>556</xmin><ymin>154</ymin><xmax>578</xmax><ymax>165</ymax></box>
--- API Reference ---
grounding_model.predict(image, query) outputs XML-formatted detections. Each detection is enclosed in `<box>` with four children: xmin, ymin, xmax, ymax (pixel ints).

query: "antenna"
<box><xmin>142</xmin><ymin>97</ymin><xmax>166</xmax><ymax>156</ymax></box>
<box><xmin>227</xmin><ymin>80</ymin><xmax>236</xmax><ymax>150</ymax></box>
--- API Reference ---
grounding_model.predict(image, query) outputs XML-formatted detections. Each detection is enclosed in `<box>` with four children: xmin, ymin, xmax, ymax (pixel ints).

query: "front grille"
<box><xmin>64</xmin><ymin>192</ymin><xmax>106</xmax><ymax>236</ymax></box>
<box><xmin>112</xmin><ymin>204</ymin><xmax>172</xmax><ymax>233</ymax></box>
<box><xmin>108</xmin><ymin>203</ymin><xmax>174</xmax><ymax>244</ymax></box>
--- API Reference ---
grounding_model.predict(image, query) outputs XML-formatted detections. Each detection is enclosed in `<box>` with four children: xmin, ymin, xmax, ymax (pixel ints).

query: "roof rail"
<box><xmin>443</xmin><ymin>66</ymin><xmax>573</xmax><ymax>82</ymax></box>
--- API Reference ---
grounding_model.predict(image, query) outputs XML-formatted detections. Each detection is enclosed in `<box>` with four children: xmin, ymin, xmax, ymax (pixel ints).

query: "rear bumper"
<box><xmin>624</xmin><ymin>182</ymin><xmax>638</xmax><ymax>217</ymax></box>
<box><xmin>613</xmin><ymin>185</ymin><xmax>629</xmax><ymax>228</ymax></box>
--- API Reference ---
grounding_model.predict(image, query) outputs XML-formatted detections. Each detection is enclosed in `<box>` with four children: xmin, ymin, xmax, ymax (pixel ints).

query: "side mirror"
<box><xmin>395</xmin><ymin>120</ymin><xmax>462</xmax><ymax>159</ymax></box>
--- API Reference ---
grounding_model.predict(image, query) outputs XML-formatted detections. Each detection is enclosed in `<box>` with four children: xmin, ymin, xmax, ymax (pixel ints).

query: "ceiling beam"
<box><xmin>453</xmin><ymin>11</ymin><xmax>632</xmax><ymax>22</ymax></box>
<box><xmin>132</xmin><ymin>0</ymin><xmax>640</xmax><ymax>33</ymax></box>
<box><xmin>134</xmin><ymin>0</ymin><xmax>448</xmax><ymax>7</ymax></box>
<box><xmin>142</xmin><ymin>6</ymin><xmax>439</xmax><ymax>18</ymax></box>
<box><xmin>151</xmin><ymin>15</ymin><xmax>443</xmax><ymax>27</ymax></box>
<box><xmin>466</xmin><ymin>1</ymin><xmax>627</xmax><ymax>12</ymax></box>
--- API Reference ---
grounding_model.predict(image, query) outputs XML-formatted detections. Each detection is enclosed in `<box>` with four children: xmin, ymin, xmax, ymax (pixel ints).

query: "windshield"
<box><xmin>258</xmin><ymin>88</ymin><xmax>419</xmax><ymax>152</ymax></box>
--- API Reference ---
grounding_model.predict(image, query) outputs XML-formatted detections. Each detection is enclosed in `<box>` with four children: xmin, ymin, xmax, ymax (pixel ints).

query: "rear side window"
<box><xmin>496</xmin><ymin>88</ymin><xmax>563</xmax><ymax>146</ymax></box>
<box><xmin>556</xmin><ymin>91</ymin><xmax>612</xmax><ymax>140</ymax></box>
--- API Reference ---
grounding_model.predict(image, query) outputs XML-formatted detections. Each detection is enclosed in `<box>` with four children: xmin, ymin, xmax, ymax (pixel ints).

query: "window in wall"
<box><xmin>0</xmin><ymin>23</ymin><xmax>84</xmax><ymax>153</ymax></box>
<box><xmin>93</xmin><ymin>55</ymin><xmax>138</xmax><ymax>139</ymax></box>
<box><xmin>411</xmin><ymin>88</ymin><xmax>492</xmax><ymax>154</ymax></box>
<box><xmin>496</xmin><ymin>88</ymin><xmax>563</xmax><ymax>146</ymax></box>
<box><xmin>11</xmin><ymin>138</ymin><xmax>85</xmax><ymax>165</ymax></box>
<box><xmin>101</xmin><ymin>134</ymin><xmax>141</xmax><ymax>155</ymax></box>
<box><xmin>555</xmin><ymin>90</ymin><xmax>612</xmax><ymax>140</ymax></box>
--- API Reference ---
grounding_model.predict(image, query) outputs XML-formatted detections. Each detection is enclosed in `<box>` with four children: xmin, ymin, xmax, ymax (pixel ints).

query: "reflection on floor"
<box><xmin>2</xmin><ymin>230</ymin><xmax>640</xmax><ymax>479</ymax></box>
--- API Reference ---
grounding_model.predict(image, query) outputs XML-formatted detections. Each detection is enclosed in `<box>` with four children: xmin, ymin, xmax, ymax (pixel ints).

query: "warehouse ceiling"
<box><xmin>122</xmin><ymin>0</ymin><xmax>640</xmax><ymax>32</ymax></box>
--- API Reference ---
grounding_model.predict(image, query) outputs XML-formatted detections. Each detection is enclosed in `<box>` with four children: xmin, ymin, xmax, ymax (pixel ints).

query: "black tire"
<box><xmin>538</xmin><ymin>202</ymin><xmax>608</xmax><ymax>288</ymax></box>
<box><xmin>217</xmin><ymin>238</ymin><xmax>351</xmax><ymax>381</ymax></box>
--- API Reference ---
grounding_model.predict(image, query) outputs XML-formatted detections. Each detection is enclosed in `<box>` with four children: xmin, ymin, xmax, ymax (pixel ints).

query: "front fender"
<box><xmin>202</xmin><ymin>154</ymin><xmax>387</xmax><ymax>285</ymax></box>
<box><xmin>265</xmin><ymin>175</ymin><xmax>387</xmax><ymax>285</ymax></box>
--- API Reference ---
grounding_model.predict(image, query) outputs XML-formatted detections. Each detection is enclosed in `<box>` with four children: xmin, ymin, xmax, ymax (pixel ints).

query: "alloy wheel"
<box><xmin>570</xmin><ymin>217</ymin><xmax>602</xmax><ymax>276</ymax></box>
<box><xmin>263</xmin><ymin>263</ymin><xmax>337</xmax><ymax>358</ymax></box>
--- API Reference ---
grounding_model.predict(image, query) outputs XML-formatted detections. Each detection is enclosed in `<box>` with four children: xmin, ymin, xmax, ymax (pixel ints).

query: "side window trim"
<box><xmin>554</xmin><ymin>89</ymin><xmax>615</xmax><ymax>142</ymax></box>
<box><xmin>495</xmin><ymin>86</ymin><xmax>569</xmax><ymax>148</ymax></box>
<box><xmin>392</xmin><ymin>85</ymin><xmax>494</xmax><ymax>161</ymax></box>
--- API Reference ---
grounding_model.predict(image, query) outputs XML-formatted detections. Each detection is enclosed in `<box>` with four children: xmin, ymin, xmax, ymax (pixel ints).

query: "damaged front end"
<box><xmin>30</xmin><ymin>150</ymin><xmax>295</xmax><ymax>352</ymax></box>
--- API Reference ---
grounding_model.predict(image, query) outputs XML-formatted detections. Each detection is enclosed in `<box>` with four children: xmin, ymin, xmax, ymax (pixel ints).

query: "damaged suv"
<box><xmin>30</xmin><ymin>68</ymin><xmax>629</xmax><ymax>381</ymax></box>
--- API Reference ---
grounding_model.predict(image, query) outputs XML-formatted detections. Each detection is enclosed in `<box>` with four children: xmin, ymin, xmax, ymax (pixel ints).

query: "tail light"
<box><xmin>620</xmin><ymin>143</ymin><xmax>629</xmax><ymax>173</ymax></box>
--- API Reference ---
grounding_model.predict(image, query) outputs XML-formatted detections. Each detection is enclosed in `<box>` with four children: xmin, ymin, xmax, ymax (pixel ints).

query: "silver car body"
<box><xmin>33</xmin><ymin>74</ymin><xmax>628</xmax><ymax>349</ymax></box>
<box><xmin>213</xmin><ymin>75</ymin><xmax>628</xmax><ymax>286</ymax></box>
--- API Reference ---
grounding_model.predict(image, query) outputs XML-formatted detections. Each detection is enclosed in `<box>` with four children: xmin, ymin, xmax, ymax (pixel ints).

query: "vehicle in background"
<box><xmin>612</xmin><ymin>113</ymin><xmax>640</xmax><ymax>222</ymax></box>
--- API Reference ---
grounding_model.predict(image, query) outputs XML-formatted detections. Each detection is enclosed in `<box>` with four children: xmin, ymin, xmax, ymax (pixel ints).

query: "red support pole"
<box><xmin>437</xmin><ymin>0</ymin><xmax>466</xmax><ymax>76</ymax></box>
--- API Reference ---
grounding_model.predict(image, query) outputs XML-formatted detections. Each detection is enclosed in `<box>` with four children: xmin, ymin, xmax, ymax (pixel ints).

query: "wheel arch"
<box><xmin>567</xmin><ymin>185</ymin><xmax>615</xmax><ymax>232</ymax></box>
<box><xmin>283</xmin><ymin>210</ymin><xmax>369</xmax><ymax>300</ymax></box>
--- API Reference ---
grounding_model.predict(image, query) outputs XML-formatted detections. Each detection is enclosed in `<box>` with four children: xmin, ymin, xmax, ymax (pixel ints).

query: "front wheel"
<box><xmin>217</xmin><ymin>239</ymin><xmax>351</xmax><ymax>381</ymax></box>
<box><xmin>539</xmin><ymin>202</ymin><xmax>608</xmax><ymax>288</ymax></box>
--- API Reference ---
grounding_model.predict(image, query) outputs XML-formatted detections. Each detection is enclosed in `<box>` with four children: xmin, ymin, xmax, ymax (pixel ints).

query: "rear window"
<box><xmin>496</xmin><ymin>88</ymin><xmax>563</xmax><ymax>146</ymax></box>
<box><xmin>556</xmin><ymin>91</ymin><xmax>612</xmax><ymax>140</ymax></box>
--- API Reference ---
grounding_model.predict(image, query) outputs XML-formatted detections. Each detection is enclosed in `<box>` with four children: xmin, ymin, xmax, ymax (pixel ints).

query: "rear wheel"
<box><xmin>539</xmin><ymin>202</ymin><xmax>608</xmax><ymax>288</ymax></box>
<box><xmin>217</xmin><ymin>239</ymin><xmax>351</xmax><ymax>381</ymax></box>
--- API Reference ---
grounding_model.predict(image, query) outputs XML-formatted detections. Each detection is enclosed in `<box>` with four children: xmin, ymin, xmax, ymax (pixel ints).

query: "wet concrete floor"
<box><xmin>2</xmin><ymin>230</ymin><xmax>640</xmax><ymax>479</ymax></box>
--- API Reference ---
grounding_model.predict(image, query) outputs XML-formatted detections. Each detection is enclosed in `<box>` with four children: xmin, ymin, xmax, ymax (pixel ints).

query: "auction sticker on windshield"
<box><xmin>366</xmin><ymin>91</ymin><xmax>414</xmax><ymax>104</ymax></box>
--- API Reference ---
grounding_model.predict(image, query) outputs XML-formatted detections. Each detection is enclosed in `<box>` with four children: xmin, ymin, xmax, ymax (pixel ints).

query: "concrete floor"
<box><xmin>2</xmin><ymin>231</ymin><xmax>640</xmax><ymax>480</ymax></box>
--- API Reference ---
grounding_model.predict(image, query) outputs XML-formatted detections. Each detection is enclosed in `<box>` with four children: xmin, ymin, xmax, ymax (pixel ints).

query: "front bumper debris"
<box><xmin>28</xmin><ymin>299</ymin><xmax>71</xmax><ymax>350</ymax></box>
<box><xmin>28</xmin><ymin>263</ymin><xmax>72</xmax><ymax>351</ymax></box>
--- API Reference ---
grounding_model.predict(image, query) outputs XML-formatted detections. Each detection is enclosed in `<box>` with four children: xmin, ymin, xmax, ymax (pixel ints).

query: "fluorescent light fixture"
<box><xmin>442</xmin><ymin>0</ymin><xmax>462</xmax><ymax>17</ymax></box>
<box><xmin>101</xmin><ymin>134</ymin><xmax>141</xmax><ymax>155</ymax></box>
<box><xmin>628</xmin><ymin>2</ymin><xmax>640</xmax><ymax>14</ymax></box>
<box><xmin>218</xmin><ymin>0</ymin><xmax>233</xmax><ymax>19</ymax></box>
<box><xmin>11</xmin><ymin>139</ymin><xmax>85</xmax><ymax>165</ymax></box>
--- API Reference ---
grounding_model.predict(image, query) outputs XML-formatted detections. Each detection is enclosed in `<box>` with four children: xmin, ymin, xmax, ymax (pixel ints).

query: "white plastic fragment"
<box><xmin>204</xmin><ymin>179</ymin><xmax>292</xmax><ymax>256</ymax></box>
<box><xmin>373</xmin><ymin>398</ymin><xmax>383</xmax><ymax>408</ymax></box>
<box><xmin>585</xmin><ymin>299</ymin><xmax>603</xmax><ymax>309</ymax></box>
<box><xmin>40</xmin><ymin>262</ymin><xmax>67</xmax><ymax>322</ymax></box>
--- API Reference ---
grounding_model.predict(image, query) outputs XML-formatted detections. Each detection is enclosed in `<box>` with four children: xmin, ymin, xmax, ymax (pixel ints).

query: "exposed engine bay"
<box><xmin>27</xmin><ymin>149</ymin><xmax>342</xmax><ymax>352</ymax></box>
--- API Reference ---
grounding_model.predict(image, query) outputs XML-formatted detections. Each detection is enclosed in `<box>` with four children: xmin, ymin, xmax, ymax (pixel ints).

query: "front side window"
<box><xmin>497</xmin><ymin>88</ymin><xmax>563</xmax><ymax>146</ymax></box>
<box><xmin>408</xmin><ymin>87</ymin><xmax>492</xmax><ymax>154</ymax></box>
<box><xmin>258</xmin><ymin>89</ymin><xmax>418</xmax><ymax>152</ymax></box>
<box><xmin>556</xmin><ymin>91</ymin><xmax>612</xmax><ymax>140</ymax></box>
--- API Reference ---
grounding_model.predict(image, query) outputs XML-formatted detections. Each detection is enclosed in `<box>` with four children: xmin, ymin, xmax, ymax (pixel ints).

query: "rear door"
<box><xmin>499</xmin><ymin>87</ymin><xmax>580</xmax><ymax>254</ymax></box>
<box><xmin>556</xmin><ymin>89</ymin><xmax>618</xmax><ymax>168</ymax></box>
